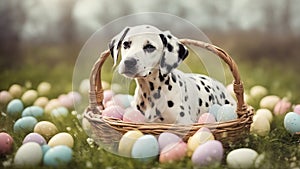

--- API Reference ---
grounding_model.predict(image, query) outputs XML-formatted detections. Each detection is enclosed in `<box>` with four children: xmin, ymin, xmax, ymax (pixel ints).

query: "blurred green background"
<box><xmin>0</xmin><ymin>0</ymin><xmax>299</xmax><ymax>100</ymax></box>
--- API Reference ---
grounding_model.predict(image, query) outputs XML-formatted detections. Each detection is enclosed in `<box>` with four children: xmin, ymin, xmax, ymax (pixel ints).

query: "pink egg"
<box><xmin>198</xmin><ymin>113</ymin><xmax>216</xmax><ymax>124</ymax></box>
<box><xmin>102</xmin><ymin>105</ymin><xmax>124</xmax><ymax>119</ymax></box>
<box><xmin>58</xmin><ymin>94</ymin><xmax>73</xmax><ymax>109</ymax></box>
<box><xmin>196</xmin><ymin>127</ymin><xmax>212</xmax><ymax>134</ymax></box>
<box><xmin>192</xmin><ymin>140</ymin><xmax>224</xmax><ymax>167</ymax></box>
<box><xmin>23</xmin><ymin>133</ymin><xmax>46</xmax><ymax>145</ymax></box>
<box><xmin>105</xmin><ymin>100</ymin><xmax>118</xmax><ymax>108</ymax></box>
<box><xmin>0</xmin><ymin>132</ymin><xmax>14</xmax><ymax>155</ymax></box>
<box><xmin>158</xmin><ymin>132</ymin><xmax>182</xmax><ymax>152</ymax></box>
<box><xmin>294</xmin><ymin>105</ymin><xmax>300</xmax><ymax>115</ymax></box>
<box><xmin>67</xmin><ymin>91</ymin><xmax>82</xmax><ymax>104</ymax></box>
<box><xmin>103</xmin><ymin>90</ymin><xmax>115</xmax><ymax>105</ymax></box>
<box><xmin>273</xmin><ymin>99</ymin><xmax>291</xmax><ymax>115</ymax></box>
<box><xmin>122</xmin><ymin>107</ymin><xmax>145</xmax><ymax>123</ymax></box>
<box><xmin>159</xmin><ymin>142</ymin><xmax>187</xmax><ymax>163</ymax></box>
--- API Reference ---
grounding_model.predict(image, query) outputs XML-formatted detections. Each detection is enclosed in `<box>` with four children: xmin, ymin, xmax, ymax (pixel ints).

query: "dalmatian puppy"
<box><xmin>109</xmin><ymin>25</ymin><xmax>236</xmax><ymax>124</ymax></box>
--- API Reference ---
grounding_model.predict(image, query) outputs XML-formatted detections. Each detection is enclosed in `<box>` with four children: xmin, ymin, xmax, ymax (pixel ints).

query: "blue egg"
<box><xmin>22</xmin><ymin>106</ymin><xmax>44</xmax><ymax>118</ymax></box>
<box><xmin>216</xmin><ymin>104</ymin><xmax>237</xmax><ymax>122</ymax></box>
<box><xmin>41</xmin><ymin>144</ymin><xmax>51</xmax><ymax>155</ymax></box>
<box><xmin>14</xmin><ymin>116</ymin><xmax>38</xmax><ymax>133</ymax></box>
<box><xmin>209</xmin><ymin>104</ymin><xmax>221</xmax><ymax>117</ymax></box>
<box><xmin>51</xmin><ymin>107</ymin><xmax>69</xmax><ymax>118</ymax></box>
<box><xmin>284</xmin><ymin>112</ymin><xmax>300</xmax><ymax>135</ymax></box>
<box><xmin>6</xmin><ymin>99</ymin><xmax>24</xmax><ymax>117</ymax></box>
<box><xmin>131</xmin><ymin>135</ymin><xmax>159</xmax><ymax>161</ymax></box>
<box><xmin>43</xmin><ymin>145</ymin><xmax>73</xmax><ymax>167</ymax></box>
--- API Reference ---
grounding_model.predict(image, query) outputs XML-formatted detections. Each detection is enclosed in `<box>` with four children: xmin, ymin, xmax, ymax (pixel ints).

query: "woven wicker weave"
<box><xmin>83</xmin><ymin>39</ymin><xmax>254</xmax><ymax>149</ymax></box>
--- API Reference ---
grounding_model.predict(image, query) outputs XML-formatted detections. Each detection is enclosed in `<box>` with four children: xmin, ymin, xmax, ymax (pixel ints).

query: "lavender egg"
<box><xmin>23</xmin><ymin>133</ymin><xmax>46</xmax><ymax>145</ymax></box>
<box><xmin>192</xmin><ymin>140</ymin><xmax>224</xmax><ymax>167</ymax></box>
<box><xmin>158</xmin><ymin>132</ymin><xmax>182</xmax><ymax>152</ymax></box>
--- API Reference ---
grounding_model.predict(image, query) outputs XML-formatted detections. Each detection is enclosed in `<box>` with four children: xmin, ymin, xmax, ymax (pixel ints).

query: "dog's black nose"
<box><xmin>124</xmin><ymin>58</ymin><xmax>137</xmax><ymax>67</ymax></box>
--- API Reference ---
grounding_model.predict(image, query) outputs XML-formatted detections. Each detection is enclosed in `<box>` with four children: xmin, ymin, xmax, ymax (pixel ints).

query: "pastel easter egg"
<box><xmin>0</xmin><ymin>91</ymin><xmax>13</xmax><ymax>106</ymax></box>
<box><xmin>51</xmin><ymin>106</ymin><xmax>69</xmax><ymax>118</ymax></box>
<box><xmin>284</xmin><ymin>112</ymin><xmax>300</xmax><ymax>135</ymax></box>
<box><xmin>118</xmin><ymin>130</ymin><xmax>144</xmax><ymax>157</ymax></box>
<box><xmin>6</xmin><ymin>99</ymin><xmax>24</xmax><ymax>117</ymax></box>
<box><xmin>198</xmin><ymin>113</ymin><xmax>216</xmax><ymax>124</ymax></box>
<box><xmin>14</xmin><ymin>142</ymin><xmax>43</xmax><ymax>167</ymax></box>
<box><xmin>216</xmin><ymin>104</ymin><xmax>237</xmax><ymax>122</ymax></box>
<box><xmin>14</xmin><ymin>116</ymin><xmax>38</xmax><ymax>133</ymax></box>
<box><xmin>68</xmin><ymin>91</ymin><xmax>81</xmax><ymax>104</ymax></box>
<box><xmin>112</xmin><ymin>94</ymin><xmax>134</xmax><ymax>108</ymax></box>
<box><xmin>226</xmin><ymin>148</ymin><xmax>258</xmax><ymax>169</ymax></box>
<box><xmin>9</xmin><ymin>84</ymin><xmax>23</xmax><ymax>98</ymax></box>
<box><xmin>37</xmin><ymin>82</ymin><xmax>51</xmax><ymax>96</ymax></box>
<box><xmin>43</xmin><ymin>145</ymin><xmax>73</xmax><ymax>167</ymax></box>
<box><xmin>22</xmin><ymin>106</ymin><xmax>44</xmax><ymax>118</ymax></box>
<box><xmin>45</xmin><ymin>99</ymin><xmax>61</xmax><ymax>115</ymax></box>
<box><xmin>102</xmin><ymin>105</ymin><xmax>124</xmax><ymax>119</ymax></box>
<box><xmin>294</xmin><ymin>105</ymin><xmax>300</xmax><ymax>115</ymax></box>
<box><xmin>123</xmin><ymin>107</ymin><xmax>145</xmax><ymax>123</ymax></box>
<box><xmin>255</xmin><ymin>109</ymin><xmax>273</xmax><ymax>123</ymax></box>
<box><xmin>0</xmin><ymin>132</ymin><xmax>14</xmax><ymax>155</ymax></box>
<box><xmin>196</xmin><ymin>127</ymin><xmax>212</xmax><ymax>134</ymax></box>
<box><xmin>21</xmin><ymin>90</ymin><xmax>38</xmax><ymax>106</ymax></box>
<box><xmin>103</xmin><ymin>90</ymin><xmax>115</xmax><ymax>105</ymax></box>
<box><xmin>58</xmin><ymin>94</ymin><xmax>73</xmax><ymax>109</ymax></box>
<box><xmin>33</xmin><ymin>97</ymin><xmax>49</xmax><ymax>108</ymax></box>
<box><xmin>259</xmin><ymin>95</ymin><xmax>280</xmax><ymax>110</ymax></box>
<box><xmin>273</xmin><ymin>99</ymin><xmax>291</xmax><ymax>115</ymax></box>
<box><xmin>79</xmin><ymin>79</ymin><xmax>90</xmax><ymax>95</ymax></box>
<box><xmin>187</xmin><ymin>131</ymin><xmax>215</xmax><ymax>156</ymax></box>
<box><xmin>192</xmin><ymin>140</ymin><xmax>224</xmax><ymax>167</ymax></box>
<box><xmin>48</xmin><ymin>132</ymin><xmax>74</xmax><ymax>148</ymax></box>
<box><xmin>249</xmin><ymin>85</ymin><xmax>268</xmax><ymax>100</ymax></box>
<box><xmin>250</xmin><ymin>115</ymin><xmax>270</xmax><ymax>136</ymax></box>
<box><xmin>34</xmin><ymin>121</ymin><xmax>58</xmax><ymax>140</ymax></box>
<box><xmin>159</xmin><ymin>142</ymin><xmax>187</xmax><ymax>163</ymax></box>
<box><xmin>158</xmin><ymin>132</ymin><xmax>182</xmax><ymax>152</ymax></box>
<box><xmin>41</xmin><ymin>144</ymin><xmax>51</xmax><ymax>155</ymax></box>
<box><xmin>131</xmin><ymin>135</ymin><xmax>159</xmax><ymax>161</ymax></box>
<box><xmin>23</xmin><ymin>133</ymin><xmax>46</xmax><ymax>145</ymax></box>
<box><xmin>208</xmin><ymin>104</ymin><xmax>221</xmax><ymax>118</ymax></box>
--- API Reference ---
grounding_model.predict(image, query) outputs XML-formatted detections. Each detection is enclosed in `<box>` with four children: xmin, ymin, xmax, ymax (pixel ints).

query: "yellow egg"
<box><xmin>118</xmin><ymin>130</ymin><xmax>143</xmax><ymax>157</ymax></box>
<box><xmin>259</xmin><ymin>95</ymin><xmax>280</xmax><ymax>110</ymax></box>
<box><xmin>250</xmin><ymin>115</ymin><xmax>270</xmax><ymax>136</ymax></box>
<box><xmin>9</xmin><ymin>84</ymin><xmax>23</xmax><ymax>98</ymax></box>
<box><xmin>21</xmin><ymin>90</ymin><xmax>38</xmax><ymax>106</ymax></box>
<box><xmin>37</xmin><ymin>82</ymin><xmax>51</xmax><ymax>96</ymax></box>
<box><xmin>255</xmin><ymin>109</ymin><xmax>273</xmax><ymax>123</ymax></box>
<box><xmin>48</xmin><ymin>132</ymin><xmax>74</xmax><ymax>148</ymax></box>
<box><xmin>44</xmin><ymin>99</ymin><xmax>61</xmax><ymax>115</ymax></box>
<box><xmin>34</xmin><ymin>121</ymin><xmax>58</xmax><ymax>140</ymax></box>
<box><xmin>34</xmin><ymin>97</ymin><xmax>49</xmax><ymax>108</ymax></box>
<box><xmin>187</xmin><ymin>131</ymin><xmax>215</xmax><ymax>156</ymax></box>
<box><xmin>250</xmin><ymin>85</ymin><xmax>268</xmax><ymax>100</ymax></box>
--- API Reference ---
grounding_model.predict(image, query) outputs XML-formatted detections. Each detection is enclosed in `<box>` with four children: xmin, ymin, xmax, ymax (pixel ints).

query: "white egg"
<box><xmin>226</xmin><ymin>148</ymin><xmax>258</xmax><ymax>169</ymax></box>
<box><xmin>255</xmin><ymin>109</ymin><xmax>273</xmax><ymax>123</ymax></box>
<box><xmin>14</xmin><ymin>142</ymin><xmax>43</xmax><ymax>167</ymax></box>
<box><xmin>250</xmin><ymin>115</ymin><xmax>270</xmax><ymax>136</ymax></box>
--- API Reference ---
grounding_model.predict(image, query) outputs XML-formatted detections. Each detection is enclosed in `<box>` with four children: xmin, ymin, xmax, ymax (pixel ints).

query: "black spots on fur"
<box><xmin>167</xmin><ymin>43</ymin><xmax>173</xmax><ymax>52</ymax></box>
<box><xmin>200</xmin><ymin>76</ymin><xmax>207</xmax><ymax>80</ymax></box>
<box><xmin>201</xmin><ymin>81</ymin><xmax>205</xmax><ymax>86</ymax></box>
<box><xmin>209</xmin><ymin>95</ymin><xmax>212</xmax><ymax>102</ymax></box>
<box><xmin>167</xmin><ymin>100</ymin><xmax>174</xmax><ymax>108</ymax></box>
<box><xmin>197</xmin><ymin>109</ymin><xmax>201</xmax><ymax>115</ymax></box>
<box><xmin>171</xmin><ymin>73</ymin><xmax>177</xmax><ymax>83</ymax></box>
<box><xmin>225</xmin><ymin>99</ymin><xmax>230</xmax><ymax>104</ymax></box>
<box><xmin>159</xmin><ymin>34</ymin><xmax>168</xmax><ymax>47</ymax></box>
<box><xmin>109</xmin><ymin>39</ymin><xmax>115</xmax><ymax>57</ymax></box>
<box><xmin>149</xmin><ymin>82</ymin><xmax>154</xmax><ymax>91</ymax></box>
<box><xmin>159</xmin><ymin>71</ymin><xmax>165</xmax><ymax>82</ymax></box>
<box><xmin>151</xmin><ymin>102</ymin><xmax>155</xmax><ymax>108</ymax></box>
<box><xmin>220</xmin><ymin>92</ymin><xmax>226</xmax><ymax>99</ymax></box>
<box><xmin>123</xmin><ymin>41</ymin><xmax>131</xmax><ymax>49</ymax></box>
<box><xmin>164</xmin><ymin>77</ymin><xmax>170</xmax><ymax>85</ymax></box>
<box><xmin>179</xmin><ymin>81</ymin><xmax>183</xmax><ymax>87</ymax></box>
<box><xmin>136</xmin><ymin>105</ymin><xmax>141</xmax><ymax>111</ymax></box>
<box><xmin>168</xmin><ymin>85</ymin><xmax>172</xmax><ymax>91</ymax></box>
<box><xmin>148</xmin><ymin>115</ymin><xmax>152</xmax><ymax>120</ymax></box>
<box><xmin>205</xmin><ymin>86</ymin><xmax>210</xmax><ymax>93</ymax></box>
<box><xmin>153</xmin><ymin>92</ymin><xmax>161</xmax><ymax>99</ymax></box>
<box><xmin>143</xmin><ymin>93</ymin><xmax>147</xmax><ymax>98</ymax></box>
<box><xmin>140</xmin><ymin>110</ymin><xmax>145</xmax><ymax>115</ymax></box>
<box><xmin>196</xmin><ymin>85</ymin><xmax>201</xmax><ymax>91</ymax></box>
<box><xmin>205</xmin><ymin>102</ymin><xmax>209</xmax><ymax>107</ymax></box>
<box><xmin>189</xmin><ymin>77</ymin><xmax>196</xmax><ymax>81</ymax></box>
<box><xmin>188</xmin><ymin>106</ymin><xmax>191</xmax><ymax>110</ymax></box>
<box><xmin>177</xmin><ymin>43</ymin><xmax>188</xmax><ymax>60</ymax></box>
<box><xmin>140</xmin><ymin>101</ymin><xmax>145</xmax><ymax>107</ymax></box>
<box><xmin>180</xmin><ymin>105</ymin><xmax>184</xmax><ymax>110</ymax></box>
<box><xmin>199</xmin><ymin>98</ymin><xmax>203</xmax><ymax>106</ymax></box>
<box><xmin>184</xmin><ymin>96</ymin><xmax>188</xmax><ymax>102</ymax></box>
<box><xmin>216</xmin><ymin>86</ymin><xmax>220</xmax><ymax>90</ymax></box>
<box><xmin>180</xmin><ymin>112</ymin><xmax>185</xmax><ymax>117</ymax></box>
<box><xmin>156</xmin><ymin>108</ymin><xmax>161</xmax><ymax>116</ymax></box>
<box><xmin>160</xmin><ymin>117</ymin><xmax>164</xmax><ymax>121</ymax></box>
<box><xmin>167</xmin><ymin>35</ymin><xmax>172</xmax><ymax>39</ymax></box>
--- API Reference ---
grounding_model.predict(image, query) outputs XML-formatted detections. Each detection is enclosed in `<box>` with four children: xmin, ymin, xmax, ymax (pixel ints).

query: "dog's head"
<box><xmin>109</xmin><ymin>25</ymin><xmax>189</xmax><ymax>78</ymax></box>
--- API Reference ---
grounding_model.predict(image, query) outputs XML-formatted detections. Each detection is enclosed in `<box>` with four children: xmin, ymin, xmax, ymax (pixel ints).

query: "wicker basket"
<box><xmin>83</xmin><ymin>39</ymin><xmax>254</xmax><ymax>151</ymax></box>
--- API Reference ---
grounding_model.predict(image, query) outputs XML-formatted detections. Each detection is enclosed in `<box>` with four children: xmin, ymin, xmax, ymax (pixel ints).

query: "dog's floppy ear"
<box><xmin>109</xmin><ymin>27</ymin><xmax>130</xmax><ymax>66</ymax></box>
<box><xmin>159</xmin><ymin>31</ymin><xmax>189</xmax><ymax>75</ymax></box>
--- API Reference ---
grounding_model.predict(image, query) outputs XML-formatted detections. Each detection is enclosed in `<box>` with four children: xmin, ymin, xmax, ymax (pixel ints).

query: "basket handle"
<box><xmin>88</xmin><ymin>39</ymin><xmax>247</xmax><ymax>115</ymax></box>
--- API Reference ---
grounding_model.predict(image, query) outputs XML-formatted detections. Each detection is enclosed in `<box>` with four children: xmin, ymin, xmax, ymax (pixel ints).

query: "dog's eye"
<box><xmin>143</xmin><ymin>44</ymin><xmax>156</xmax><ymax>53</ymax></box>
<box><xmin>123</xmin><ymin>41</ymin><xmax>131</xmax><ymax>49</ymax></box>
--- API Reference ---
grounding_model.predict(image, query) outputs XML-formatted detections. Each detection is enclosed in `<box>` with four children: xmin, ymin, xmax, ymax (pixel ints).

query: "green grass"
<box><xmin>1</xmin><ymin>51</ymin><xmax>300</xmax><ymax>169</ymax></box>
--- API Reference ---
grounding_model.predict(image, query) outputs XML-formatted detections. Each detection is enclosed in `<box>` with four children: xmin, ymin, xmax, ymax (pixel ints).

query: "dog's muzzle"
<box><xmin>119</xmin><ymin>58</ymin><xmax>138</xmax><ymax>77</ymax></box>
